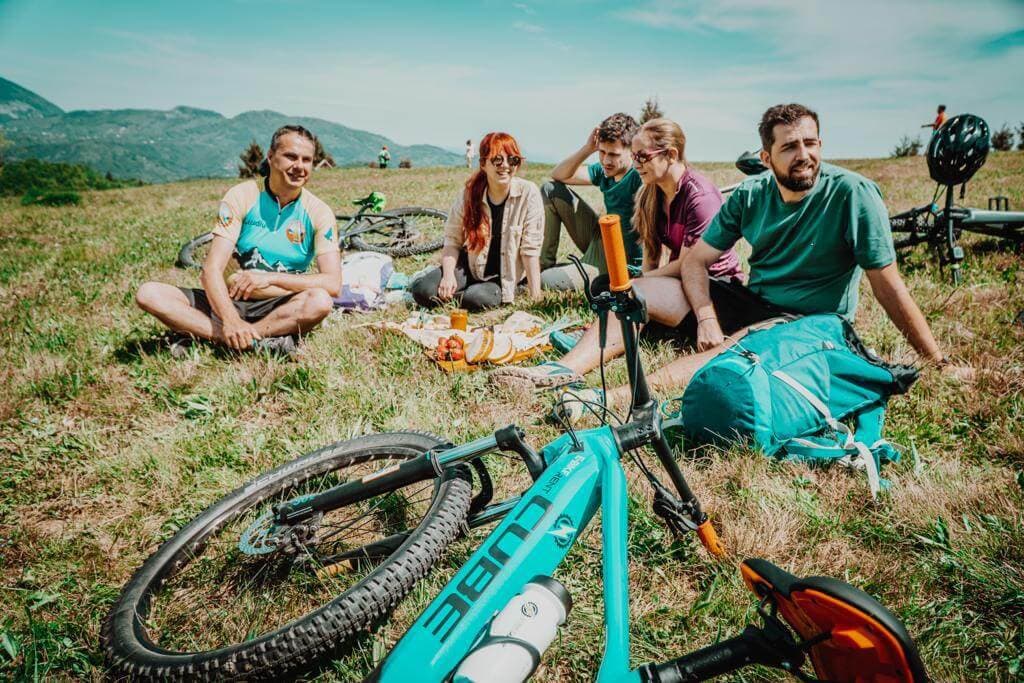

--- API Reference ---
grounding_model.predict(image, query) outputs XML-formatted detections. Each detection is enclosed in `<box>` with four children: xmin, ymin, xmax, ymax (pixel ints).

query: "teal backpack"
<box><xmin>665</xmin><ymin>314</ymin><xmax>918</xmax><ymax>497</ymax></box>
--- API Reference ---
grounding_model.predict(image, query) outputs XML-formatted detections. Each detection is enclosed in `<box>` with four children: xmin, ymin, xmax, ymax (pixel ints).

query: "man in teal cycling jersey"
<box><xmin>136</xmin><ymin>125</ymin><xmax>342</xmax><ymax>356</ymax></box>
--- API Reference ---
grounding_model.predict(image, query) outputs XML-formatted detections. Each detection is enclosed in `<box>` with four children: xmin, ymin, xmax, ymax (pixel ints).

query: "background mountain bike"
<box><xmin>175</xmin><ymin>192</ymin><xmax>447</xmax><ymax>269</ymax></box>
<box><xmin>730</xmin><ymin>114</ymin><xmax>1024</xmax><ymax>285</ymax></box>
<box><xmin>103</xmin><ymin>218</ymin><xmax>926</xmax><ymax>682</ymax></box>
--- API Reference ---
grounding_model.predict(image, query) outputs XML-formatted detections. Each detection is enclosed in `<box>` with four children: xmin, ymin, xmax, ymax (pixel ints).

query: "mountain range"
<box><xmin>0</xmin><ymin>76</ymin><xmax>462</xmax><ymax>183</ymax></box>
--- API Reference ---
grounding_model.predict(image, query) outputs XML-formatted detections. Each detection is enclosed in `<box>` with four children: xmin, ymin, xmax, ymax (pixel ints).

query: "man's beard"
<box><xmin>771</xmin><ymin>159</ymin><xmax>819</xmax><ymax>192</ymax></box>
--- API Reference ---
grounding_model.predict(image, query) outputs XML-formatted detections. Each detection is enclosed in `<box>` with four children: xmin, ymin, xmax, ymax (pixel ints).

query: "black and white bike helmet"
<box><xmin>926</xmin><ymin>114</ymin><xmax>990</xmax><ymax>186</ymax></box>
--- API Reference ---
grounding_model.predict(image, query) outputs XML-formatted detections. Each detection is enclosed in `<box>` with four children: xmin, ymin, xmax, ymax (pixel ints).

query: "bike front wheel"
<box><xmin>102</xmin><ymin>432</ymin><xmax>472</xmax><ymax>681</ymax></box>
<box><xmin>349</xmin><ymin>207</ymin><xmax>447</xmax><ymax>257</ymax></box>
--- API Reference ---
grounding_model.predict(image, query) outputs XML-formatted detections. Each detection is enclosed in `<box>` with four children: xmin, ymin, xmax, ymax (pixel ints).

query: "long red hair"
<box><xmin>461</xmin><ymin>132</ymin><xmax>523</xmax><ymax>252</ymax></box>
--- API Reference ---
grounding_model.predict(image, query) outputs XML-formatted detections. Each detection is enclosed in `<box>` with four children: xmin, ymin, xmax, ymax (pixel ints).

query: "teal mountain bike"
<box><xmin>175</xmin><ymin>192</ymin><xmax>447</xmax><ymax>268</ymax></box>
<box><xmin>103</xmin><ymin>220</ymin><xmax>927</xmax><ymax>682</ymax></box>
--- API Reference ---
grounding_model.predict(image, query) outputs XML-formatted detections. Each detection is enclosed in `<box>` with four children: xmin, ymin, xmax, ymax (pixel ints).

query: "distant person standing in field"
<box><xmin>135</xmin><ymin>125</ymin><xmax>340</xmax><ymax>357</ymax></box>
<box><xmin>378</xmin><ymin>145</ymin><xmax>392</xmax><ymax>169</ymax></box>
<box><xmin>465</xmin><ymin>139</ymin><xmax>475</xmax><ymax>168</ymax></box>
<box><xmin>922</xmin><ymin>104</ymin><xmax>948</xmax><ymax>132</ymax></box>
<box><xmin>410</xmin><ymin>132</ymin><xmax>543</xmax><ymax>310</ymax></box>
<box><xmin>539</xmin><ymin>113</ymin><xmax>644</xmax><ymax>292</ymax></box>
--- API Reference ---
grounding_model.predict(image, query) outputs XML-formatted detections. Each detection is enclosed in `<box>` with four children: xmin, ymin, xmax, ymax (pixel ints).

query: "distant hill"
<box><xmin>0</xmin><ymin>76</ymin><xmax>64</xmax><ymax>121</ymax></box>
<box><xmin>0</xmin><ymin>77</ymin><xmax>462</xmax><ymax>182</ymax></box>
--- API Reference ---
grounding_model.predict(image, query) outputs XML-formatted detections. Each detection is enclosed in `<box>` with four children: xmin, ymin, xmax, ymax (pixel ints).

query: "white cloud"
<box><xmin>512</xmin><ymin>21</ymin><xmax>545</xmax><ymax>34</ymax></box>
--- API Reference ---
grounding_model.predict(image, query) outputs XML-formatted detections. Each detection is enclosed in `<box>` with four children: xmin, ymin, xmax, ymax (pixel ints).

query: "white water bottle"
<box><xmin>452</xmin><ymin>576</ymin><xmax>573</xmax><ymax>683</ymax></box>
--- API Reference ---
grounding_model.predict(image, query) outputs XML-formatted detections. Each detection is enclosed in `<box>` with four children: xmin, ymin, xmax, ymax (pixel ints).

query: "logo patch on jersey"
<box><xmin>284</xmin><ymin>220</ymin><xmax>306</xmax><ymax>245</ymax></box>
<box><xmin>324</xmin><ymin>228</ymin><xmax>334</xmax><ymax>241</ymax></box>
<box><xmin>217</xmin><ymin>202</ymin><xmax>234</xmax><ymax>228</ymax></box>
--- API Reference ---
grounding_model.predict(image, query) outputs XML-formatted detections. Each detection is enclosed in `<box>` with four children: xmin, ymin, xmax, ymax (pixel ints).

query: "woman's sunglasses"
<box><xmin>489</xmin><ymin>155</ymin><xmax>522</xmax><ymax>168</ymax></box>
<box><xmin>631</xmin><ymin>148</ymin><xmax>668</xmax><ymax>165</ymax></box>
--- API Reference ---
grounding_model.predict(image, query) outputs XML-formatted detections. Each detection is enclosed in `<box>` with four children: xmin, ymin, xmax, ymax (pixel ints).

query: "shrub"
<box><xmin>892</xmin><ymin>135</ymin><xmax>923</xmax><ymax>158</ymax></box>
<box><xmin>0</xmin><ymin>159</ymin><xmax>137</xmax><ymax>196</ymax></box>
<box><xmin>399</xmin><ymin>158</ymin><xmax>412</xmax><ymax>169</ymax></box>
<box><xmin>21</xmin><ymin>190</ymin><xmax>82</xmax><ymax>206</ymax></box>
<box><xmin>1016</xmin><ymin>122</ymin><xmax>1024</xmax><ymax>151</ymax></box>
<box><xmin>238</xmin><ymin>140</ymin><xmax>264</xmax><ymax>178</ymax></box>
<box><xmin>368</xmin><ymin>161</ymin><xmax>379</xmax><ymax>169</ymax></box>
<box><xmin>639</xmin><ymin>96</ymin><xmax>664</xmax><ymax>124</ymax></box>
<box><xmin>992</xmin><ymin>124</ymin><xmax>1013</xmax><ymax>151</ymax></box>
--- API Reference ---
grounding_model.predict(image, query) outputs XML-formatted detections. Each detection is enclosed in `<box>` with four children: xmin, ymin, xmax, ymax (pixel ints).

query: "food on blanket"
<box><xmin>435</xmin><ymin>335</ymin><xmax>466</xmax><ymax>362</ymax></box>
<box><xmin>450</xmin><ymin>308</ymin><xmax>468</xmax><ymax>331</ymax></box>
<box><xmin>487</xmin><ymin>336</ymin><xmax>516</xmax><ymax>364</ymax></box>
<box><xmin>466</xmin><ymin>329</ymin><xmax>494</xmax><ymax>364</ymax></box>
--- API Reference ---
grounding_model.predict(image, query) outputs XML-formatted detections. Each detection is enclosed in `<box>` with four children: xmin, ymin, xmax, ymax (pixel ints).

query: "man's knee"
<box><xmin>297</xmin><ymin>288</ymin><xmax>334</xmax><ymax>320</ymax></box>
<box><xmin>541</xmin><ymin>180</ymin><xmax>572</xmax><ymax>208</ymax></box>
<box><xmin>136</xmin><ymin>281</ymin><xmax>172</xmax><ymax>314</ymax></box>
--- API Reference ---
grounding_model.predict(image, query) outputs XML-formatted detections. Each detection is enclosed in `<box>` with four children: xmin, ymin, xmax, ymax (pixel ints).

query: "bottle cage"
<box><xmin>740</xmin><ymin>559</ymin><xmax>929</xmax><ymax>683</ymax></box>
<box><xmin>926</xmin><ymin>113</ymin><xmax>990</xmax><ymax>187</ymax></box>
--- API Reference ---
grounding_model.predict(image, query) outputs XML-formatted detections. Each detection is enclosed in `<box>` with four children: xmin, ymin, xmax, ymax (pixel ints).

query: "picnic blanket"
<box><xmin>374</xmin><ymin>311</ymin><xmax>577</xmax><ymax>370</ymax></box>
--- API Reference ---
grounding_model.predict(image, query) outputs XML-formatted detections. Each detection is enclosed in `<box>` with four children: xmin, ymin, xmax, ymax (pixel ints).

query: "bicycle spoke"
<box><xmin>140</xmin><ymin>455</ymin><xmax>438</xmax><ymax>652</ymax></box>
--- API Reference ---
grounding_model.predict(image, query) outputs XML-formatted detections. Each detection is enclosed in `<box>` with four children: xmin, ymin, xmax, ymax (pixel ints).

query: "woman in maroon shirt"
<box><xmin>493</xmin><ymin>118</ymin><xmax>744</xmax><ymax>395</ymax></box>
<box><xmin>631</xmin><ymin>118</ymin><xmax>742</xmax><ymax>281</ymax></box>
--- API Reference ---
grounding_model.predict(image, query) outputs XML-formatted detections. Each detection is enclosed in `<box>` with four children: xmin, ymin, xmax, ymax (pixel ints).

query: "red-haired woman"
<box><xmin>410</xmin><ymin>132</ymin><xmax>544</xmax><ymax>310</ymax></box>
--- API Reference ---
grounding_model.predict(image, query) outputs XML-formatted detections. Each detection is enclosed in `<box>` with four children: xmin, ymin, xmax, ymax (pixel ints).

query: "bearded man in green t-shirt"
<box><xmin>665</xmin><ymin>102</ymin><xmax>970</xmax><ymax>398</ymax></box>
<box><xmin>539</xmin><ymin>112</ymin><xmax>643</xmax><ymax>291</ymax></box>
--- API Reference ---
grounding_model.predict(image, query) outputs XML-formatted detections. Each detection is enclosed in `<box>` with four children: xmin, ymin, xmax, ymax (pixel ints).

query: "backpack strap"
<box><xmin>772</xmin><ymin>370</ymin><xmax>884</xmax><ymax>499</ymax></box>
<box><xmin>771</xmin><ymin>370</ymin><xmax>842</xmax><ymax>432</ymax></box>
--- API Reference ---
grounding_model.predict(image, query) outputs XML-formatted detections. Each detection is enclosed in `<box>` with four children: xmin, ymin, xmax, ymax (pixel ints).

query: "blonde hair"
<box><xmin>631</xmin><ymin>118</ymin><xmax>687</xmax><ymax>258</ymax></box>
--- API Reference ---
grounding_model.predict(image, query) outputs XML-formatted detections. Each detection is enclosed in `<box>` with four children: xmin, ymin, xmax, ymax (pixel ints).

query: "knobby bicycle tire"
<box><xmin>349</xmin><ymin>207</ymin><xmax>447</xmax><ymax>257</ymax></box>
<box><xmin>177</xmin><ymin>232</ymin><xmax>215</xmax><ymax>269</ymax></box>
<box><xmin>102</xmin><ymin>432</ymin><xmax>472</xmax><ymax>681</ymax></box>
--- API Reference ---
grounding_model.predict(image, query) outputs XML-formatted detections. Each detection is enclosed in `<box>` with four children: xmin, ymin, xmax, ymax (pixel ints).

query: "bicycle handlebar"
<box><xmin>599</xmin><ymin>214</ymin><xmax>632</xmax><ymax>292</ymax></box>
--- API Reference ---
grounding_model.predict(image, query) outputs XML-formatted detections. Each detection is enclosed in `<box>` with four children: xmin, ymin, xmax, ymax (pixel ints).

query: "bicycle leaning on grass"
<box><xmin>175</xmin><ymin>191</ymin><xmax>447</xmax><ymax>269</ymax></box>
<box><xmin>103</xmin><ymin>217</ymin><xmax>928</xmax><ymax>682</ymax></box>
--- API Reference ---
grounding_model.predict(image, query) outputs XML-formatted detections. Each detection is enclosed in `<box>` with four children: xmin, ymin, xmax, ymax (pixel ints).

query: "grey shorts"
<box><xmin>179</xmin><ymin>288</ymin><xmax>295</xmax><ymax>323</ymax></box>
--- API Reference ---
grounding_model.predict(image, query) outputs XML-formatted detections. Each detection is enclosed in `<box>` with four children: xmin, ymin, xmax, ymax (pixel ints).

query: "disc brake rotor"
<box><xmin>238</xmin><ymin>493</ymin><xmax>321</xmax><ymax>556</ymax></box>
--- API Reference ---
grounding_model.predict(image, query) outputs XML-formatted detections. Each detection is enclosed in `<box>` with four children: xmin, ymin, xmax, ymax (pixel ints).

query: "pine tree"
<box><xmin>991</xmin><ymin>124</ymin><xmax>1013</xmax><ymax>152</ymax></box>
<box><xmin>639</xmin><ymin>97</ymin><xmax>664</xmax><ymax>124</ymax></box>
<box><xmin>1016</xmin><ymin>122</ymin><xmax>1024</xmax><ymax>151</ymax></box>
<box><xmin>238</xmin><ymin>140</ymin><xmax>265</xmax><ymax>178</ymax></box>
<box><xmin>314</xmin><ymin>138</ymin><xmax>335</xmax><ymax>167</ymax></box>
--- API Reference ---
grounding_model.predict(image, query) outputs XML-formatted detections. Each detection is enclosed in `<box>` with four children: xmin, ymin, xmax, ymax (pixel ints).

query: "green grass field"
<box><xmin>1</xmin><ymin>154</ymin><xmax>1022</xmax><ymax>682</ymax></box>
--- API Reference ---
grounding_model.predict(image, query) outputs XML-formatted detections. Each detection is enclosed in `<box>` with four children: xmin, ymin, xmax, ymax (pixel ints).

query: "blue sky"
<box><xmin>1</xmin><ymin>0</ymin><xmax>1022</xmax><ymax>162</ymax></box>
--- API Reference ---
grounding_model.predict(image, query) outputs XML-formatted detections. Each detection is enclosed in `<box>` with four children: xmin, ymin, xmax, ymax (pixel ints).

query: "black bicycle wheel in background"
<box><xmin>102</xmin><ymin>432</ymin><xmax>472</xmax><ymax>681</ymax></box>
<box><xmin>349</xmin><ymin>207</ymin><xmax>447</xmax><ymax>257</ymax></box>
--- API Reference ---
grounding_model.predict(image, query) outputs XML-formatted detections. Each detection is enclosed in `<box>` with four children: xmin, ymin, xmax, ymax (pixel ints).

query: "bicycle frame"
<box><xmin>376</xmin><ymin>424</ymin><xmax>638</xmax><ymax>682</ymax></box>
<box><xmin>890</xmin><ymin>184</ymin><xmax>1024</xmax><ymax>283</ymax></box>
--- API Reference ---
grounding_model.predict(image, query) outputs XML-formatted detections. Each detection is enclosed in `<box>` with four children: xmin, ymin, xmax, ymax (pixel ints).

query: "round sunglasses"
<box><xmin>488</xmin><ymin>155</ymin><xmax>522</xmax><ymax>167</ymax></box>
